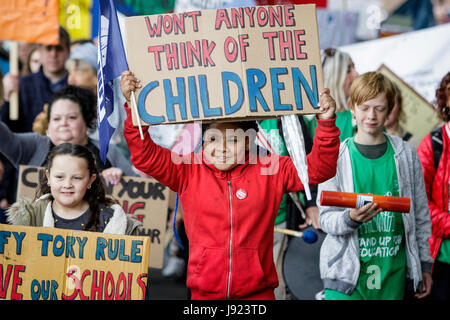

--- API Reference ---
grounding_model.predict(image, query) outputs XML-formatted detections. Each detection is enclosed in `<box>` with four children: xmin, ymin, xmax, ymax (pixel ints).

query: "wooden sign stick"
<box><xmin>9</xmin><ymin>41</ymin><xmax>19</xmax><ymax>120</ymax></box>
<box><xmin>131</xmin><ymin>91</ymin><xmax>144</xmax><ymax>140</ymax></box>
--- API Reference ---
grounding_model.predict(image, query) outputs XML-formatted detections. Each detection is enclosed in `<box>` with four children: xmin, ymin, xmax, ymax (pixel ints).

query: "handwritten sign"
<box><xmin>16</xmin><ymin>165</ymin><xmax>170</xmax><ymax>269</ymax></box>
<box><xmin>105</xmin><ymin>175</ymin><xmax>170</xmax><ymax>269</ymax></box>
<box><xmin>125</xmin><ymin>4</ymin><xmax>323</xmax><ymax>125</ymax></box>
<box><xmin>377</xmin><ymin>64</ymin><xmax>442</xmax><ymax>145</ymax></box>
<box><xmin>0</xmin><ymin>224</ymin><xmax>149</xmax><ymax>300</ymax></box>
<box><xmin>16</xmin><ymin>166</ymin><xmax>45</xmax><ymax>202</ymax></box>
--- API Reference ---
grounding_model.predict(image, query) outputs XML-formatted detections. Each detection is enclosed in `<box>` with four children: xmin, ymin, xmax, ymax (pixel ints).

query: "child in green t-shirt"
<box><xmin>318</xmin><ymin>72</ymin><xmax>433</xmax><ymax>300</ymax></box>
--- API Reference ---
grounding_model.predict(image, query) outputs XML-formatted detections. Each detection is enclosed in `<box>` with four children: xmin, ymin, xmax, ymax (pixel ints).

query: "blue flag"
<box><xmin>97</xmin><ymin>0</ymin><xmax>128</xmax><ymax>163</ymax></box>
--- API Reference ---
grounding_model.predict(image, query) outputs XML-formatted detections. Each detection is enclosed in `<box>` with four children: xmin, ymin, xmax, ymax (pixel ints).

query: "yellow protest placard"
<box><xmin>16</xmin><ymin>165</ymin><xmax>170</xmax><ymax>269</ymax></box>
<box><xmin>59</xmin><ymin>0</ymin><xmax>92</xmax><ymax>42</ymax></box>
<box><xmin>0</xmin><ymin>224</ymin><xmax>149</xmax><ymax>300</ymax></box>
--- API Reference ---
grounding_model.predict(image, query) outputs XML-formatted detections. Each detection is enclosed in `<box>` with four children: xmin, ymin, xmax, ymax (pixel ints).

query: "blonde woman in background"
<box><xmin>305</xmin><ymin>48</ymin><xmax>359</xmax><ymax>142</ymax></box>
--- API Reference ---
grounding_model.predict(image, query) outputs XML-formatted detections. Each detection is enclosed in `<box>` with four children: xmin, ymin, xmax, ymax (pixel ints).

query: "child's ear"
<box><xmin>348</xmin><ymin>101</ymin><xmax>356</xmax><ymax>119</ymax></box>
<box><xmin>347</xmin><ymin>98</ymin><xmax>352</xmax><ymax>110</ymax></box>
<box><xmin>245</xmin><ymin>136</ymin><xmax>256</xmax><ymax>152</ymax></box>
<box><xmin>45</xmin><ymin>169</ymin><xmax>50</xmax><ymax>181</ymax></box>
<box><xmin>88</xmin><ymin>174</ymin><xmax>97</xmax><ymax>189</ymax></box>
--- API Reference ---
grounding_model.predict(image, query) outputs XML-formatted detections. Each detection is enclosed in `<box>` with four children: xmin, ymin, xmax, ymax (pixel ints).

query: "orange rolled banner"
<box><xmin>320</xmin><ymin>191</ymin><xmax>410</xmax><ymax>213</ymax></box>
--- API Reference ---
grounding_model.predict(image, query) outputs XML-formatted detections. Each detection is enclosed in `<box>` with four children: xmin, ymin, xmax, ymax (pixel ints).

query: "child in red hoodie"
<box><xmin>121</xmin><ymin>71</ymin><xmax>340</xmax><ymax>300</ymax></box>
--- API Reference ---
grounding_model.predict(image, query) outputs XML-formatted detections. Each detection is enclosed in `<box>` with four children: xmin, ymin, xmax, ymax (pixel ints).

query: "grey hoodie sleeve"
<box><xmin>106</xmin><ymin>143</ymin><xmax>137</xmax><ymax>177</ymax></box>
<box><xmin>410</xmin><ymin>149</ymin><xmax>434</xmax><ymax>271</ymax></box>
<box><xmin>0</xmin><ymin>121</ymin><xmax>42</xmax><ymax>168</ymax></box>
<box><xmin>318</xmin><ymin>175</ymin><xmax>361</xmax><ymax>236</ymax></box>
<box><xmin>90</xmin><ymin>138</ymin><xmax>137</xmax><ymax>177</ymax></box>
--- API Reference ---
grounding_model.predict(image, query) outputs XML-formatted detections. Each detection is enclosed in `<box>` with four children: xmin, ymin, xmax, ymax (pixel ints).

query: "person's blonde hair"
<box><xmin>348</xmin><ymin>72</ymin><xmax>396</xmax><ymax>114</ymax></box>
<box><xmin>321</xmin><ymin>48</ymin><xmax>352</xmax><ymax>110</ymax></box>
<box><xmin>392</xmin><ymin>82</ymin><xmax>406</xmax><ymax>123</ymax></box>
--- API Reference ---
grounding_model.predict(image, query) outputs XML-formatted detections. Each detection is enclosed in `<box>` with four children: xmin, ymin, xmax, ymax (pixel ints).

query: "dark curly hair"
<box><xmin>201</xmin><ymin>121</ymin><xmax>259</xmax><ymax>152</ymax></box>
<box><xmin>47</xmin><ymin>85</ymin><xmax>97</xmax><ymax>129</ymax></box>
<box><xmin>436</xmin><ymin>72</ymin><xmax>450</xmax><ymax>122</ymax></box>
<box><xmin>37</xmin><ymin>143</ymin><xmax>115</xmax><ymax>232</ymax></box>
<box><xmin>201</xmin><ymin>121</ymin><xmax>259</xmax><ymax>136</ymax></box>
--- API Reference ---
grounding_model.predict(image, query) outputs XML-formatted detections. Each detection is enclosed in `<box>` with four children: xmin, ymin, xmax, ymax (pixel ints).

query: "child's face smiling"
<box><xmin>46</xmin><ymin>155</ymin><xmax>96</xmax><ymax>213</ymax></box>
<box><xmin>203</xmin><ymin>122</ymin><xmax>250</xmax><ymax>171</ymax></box>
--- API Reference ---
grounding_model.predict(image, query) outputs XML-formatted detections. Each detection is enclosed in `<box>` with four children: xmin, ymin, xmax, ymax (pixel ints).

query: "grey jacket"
<box><xmin>317</xmin><ymin>135</ymin><xmax>433</xmax><ymax>295</ymax></box>
<box><xmin>0</xmin><ymin>121</ymin><xmax>135</xmax><ymax>176</ymax></box>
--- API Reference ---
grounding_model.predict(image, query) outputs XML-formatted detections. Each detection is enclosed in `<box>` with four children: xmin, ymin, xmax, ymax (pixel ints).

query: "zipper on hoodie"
<box><xmin>226</xmin><ymin>181</ymin><xmax>233</xmax><ymax>299</ymax></box>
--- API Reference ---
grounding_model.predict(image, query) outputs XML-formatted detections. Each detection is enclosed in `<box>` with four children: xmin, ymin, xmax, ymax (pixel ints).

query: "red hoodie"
<box><xmin>123</xmin><ymin>105</ymin><xmax>340</xmax><ymax>299</ymax></box>
<box><xmin>417</xmin><ymin>125</ymin><xmax>450</xmax><ymax>263</ymax></box>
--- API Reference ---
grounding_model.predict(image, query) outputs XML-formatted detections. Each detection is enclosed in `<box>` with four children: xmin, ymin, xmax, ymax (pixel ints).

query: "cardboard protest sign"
<box><xmin>16</xmin><ymin>165</ymin><xmax>45</xmax><ymax>202</ymax></box>
<box><xmin>16</xmin><ymin>165</ymin><xmax>170</xmax><ymax>269</ymax></box>
<box><xmin>0</xmin><ymin>224</ymin><xmax>149</xmax><ymax>300</ymax></box>
<box><xmin>104</xmin><ymin>175</ymin><xmax>170</xmax><ymax>269</ymax></box>
<box><xmin>377</xmin><ymin>64</ymin><xmax>442</xmax><ymax>145</ymax></box>
<box><xmin>0</xmin><ymin>0</ymin><xmax>59</xmax><ymax>45</ymax></box>
<box><xmin>125</xmin><ymin>4</ymin><xmax>323</xmax><ymax>125</ymax></box>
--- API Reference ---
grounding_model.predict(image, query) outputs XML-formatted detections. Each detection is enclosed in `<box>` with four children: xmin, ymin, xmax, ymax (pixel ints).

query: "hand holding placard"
<box><xmin>120</xmin><ymin>71</ymin><xmax>144</xmax><ymax>139</ymax></box>
<box><xmin>317</xmin><ymin>88</ymin><xmax>337</xmax><ymax>120</ymax></box>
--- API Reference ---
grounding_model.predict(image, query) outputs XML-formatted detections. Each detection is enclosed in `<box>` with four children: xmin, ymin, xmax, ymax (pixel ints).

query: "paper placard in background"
<box><xmin>0</xmin><ymin>0</ymin><xmax>59</xmax><ymax>44</ymax></box>
<box><xmin>378</xmin><ymin>64</ymin><xmax>441</xmax><ymax>146</ymax></box>
<box><xmin>105</xmin><ymin>175</ymin><xmax>170</xmax><ymax>269</ymax></box>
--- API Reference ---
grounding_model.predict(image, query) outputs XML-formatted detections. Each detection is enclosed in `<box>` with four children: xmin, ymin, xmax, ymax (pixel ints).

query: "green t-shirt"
<box><xmin>436</xmin><ymin>183</ymin><xmax>450</xmax><ymax>263</ymax></box>
<box><xmin>259</xmin><ymin>119</ymin><xmax>289</xmax><ymax>225</ymax></box>
<box><xmin>259</xmin><ymin>119</ymin><xmax>306</xmax><ymax>225</ymax></box>
<box><xmin>305</xmin><ymin>110</ymin><xmax>355</xmax><ymax>142</ymax></box>
<box><xmin>325</xmin><ymin>137</ymin><xmax>407</xmax><ymax>300</ymax></box>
